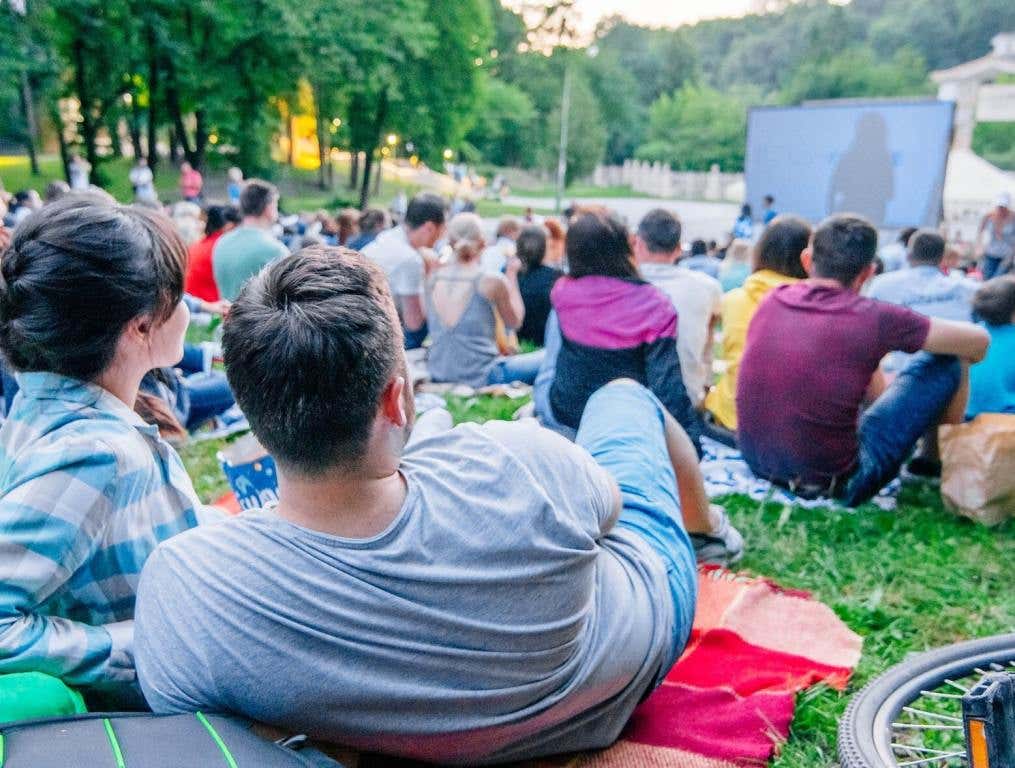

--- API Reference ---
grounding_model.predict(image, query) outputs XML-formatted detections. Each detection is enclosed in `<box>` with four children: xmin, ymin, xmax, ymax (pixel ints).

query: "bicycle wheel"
<box><xmin>838</xmin><ymin>633</ymin><xmax>1015</xmax><ymax>768</ymax></box>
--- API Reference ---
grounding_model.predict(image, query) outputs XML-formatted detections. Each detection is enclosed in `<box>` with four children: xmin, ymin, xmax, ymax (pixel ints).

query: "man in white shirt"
<box><xmin>362</xmin><ymin>193</ymin><xmax>446</xmax><ymax>349</ymax></box>
<box><xmin>634</xmin><ymin>209</ymin><xmax>722</xmax><ymax>409</ymax></box>
<box><xmin>480</xmin><ymin>216</ymin><xmax>522</xmax><ymax>275</ymax></box>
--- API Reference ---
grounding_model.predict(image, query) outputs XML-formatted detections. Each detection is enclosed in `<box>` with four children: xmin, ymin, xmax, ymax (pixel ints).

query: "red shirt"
<box><xmin>186</xmin><ymin>232</ymin><xmax>223</xmax><ymax>302</ymax></box>
<box><xmin>737</xmin><ymin>282</ymin><xmax>930</xmax><ymax>484</ymax></box>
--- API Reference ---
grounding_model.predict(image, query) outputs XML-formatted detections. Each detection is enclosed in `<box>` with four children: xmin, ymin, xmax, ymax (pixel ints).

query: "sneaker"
<box><xmin>690</xmin><ymin>505</ymin><xmax>745</xmax><ymax>566</ymax></box>
<box><xmin>904</xmin><ymin>456</ymin><xmax>942</xmax><ymax>479</ymax></box>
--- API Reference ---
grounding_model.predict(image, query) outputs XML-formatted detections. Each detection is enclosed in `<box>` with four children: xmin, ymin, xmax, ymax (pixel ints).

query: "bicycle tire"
<box><xmin>838</xmin><ymin>632</ymin><xmax>1015</xmax><ymax>768</ymax></box>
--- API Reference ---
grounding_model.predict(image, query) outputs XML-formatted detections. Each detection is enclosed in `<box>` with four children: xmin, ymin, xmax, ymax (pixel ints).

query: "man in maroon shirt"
<box><xmin>736</xmin><ymin>214</ymin><xmax>989</xmax><ymax>506</ymax></box>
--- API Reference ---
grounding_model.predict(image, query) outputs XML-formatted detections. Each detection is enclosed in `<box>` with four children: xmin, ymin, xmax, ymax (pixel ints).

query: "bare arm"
<box><xmin>400</xmin><ymin>293</ymin><xmax>426</xmax><ymax>332</ymax></box>
<box><xmin>484</xmin><ymin>274</ymin><xmax>525</xmax><ymax>330</ymax></box>
<box><xmin>922</xmin><ymin>318</ymin><xmax>990</xmax><ymax>363</ymax></box>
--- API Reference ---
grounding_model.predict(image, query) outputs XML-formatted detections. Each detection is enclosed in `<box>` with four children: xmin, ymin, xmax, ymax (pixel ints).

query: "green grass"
<box><xmin>177</xmin><ymin>392</ymin><xmax>1013</xmax><ymax>766</ymax></box>
<box><xmin>508</xmin><ymin>183</ymin><xmax>643</xmax><ymax>199</ymax></box>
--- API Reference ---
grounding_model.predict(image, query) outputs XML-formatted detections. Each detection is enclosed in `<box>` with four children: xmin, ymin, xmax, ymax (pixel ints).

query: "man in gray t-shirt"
<box><xmin>135</xmin><ymin>247</ymin><xmax>709</xmax><ymax>764</ymax></box>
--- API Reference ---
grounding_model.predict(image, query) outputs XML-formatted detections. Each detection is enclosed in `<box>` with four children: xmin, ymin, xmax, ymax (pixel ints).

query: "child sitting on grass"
<box><xmin>967</xmin><ymin>275</ymin><xmax>1015</xmax><ymax>418</ymax></box>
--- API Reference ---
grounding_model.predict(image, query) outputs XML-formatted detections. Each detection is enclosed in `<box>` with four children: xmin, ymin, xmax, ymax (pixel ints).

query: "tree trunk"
<box><xmin>146</xmin><ymin>27</ymin><xmax>159</xmax><ymax>172</ymax></box>
<box><xmin>349</xmin><ymin>151</ymin><xmax>359</xmax><ymax>189</ymax></box>
<box><xmin>128</xmin><ymin>98</ymin><xmax>143</xmax><ymax>159</ymax></box>
<box><xmin>193</xmin><ymin>109</ymin><xmax>207</xmax><ymax>170</ymax></box>
<box><xmin>72</xmin><ymin>37</ymin><xmax>100</xmax><ymax>177</ymax></box>
<box><xmin>287</xmin><ymin>114</ymin><xmax>295</xmax><ymax>167</ymax></box>
<box><xmin>358</xmin><ymin>90</ymin><xmax>388</xmax><ymax>209</ymax></box>
<box><xmin>18</xmin><ymin>70</ymin><xmax>39</xmax><ymax>175</ymax></box>
<box><xmin>164</xmin><ymin>59</ymin><xmax>195</xmax><ymax>166</ymax></box>
<box><xmin>107</xmin><ymin>113</ymin><xmax>123</xmax><ymax>158</ymax></box>
<box><xmin>168</xmin><ymin>125</ymin><xmax>179</xmax><ymax>164</ymax></box>
<box><xmin>313</xmin><ymin>81</ymin><xmax>328</xmax><ymax>190</ymax></box>
<box><xmin>50</xmin><ymin>102</ymin><xmax>70</xmax><ymax>182</ymax></box>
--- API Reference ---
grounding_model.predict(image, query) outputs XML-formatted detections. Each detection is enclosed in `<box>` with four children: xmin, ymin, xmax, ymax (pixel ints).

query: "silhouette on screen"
<box><xmin>826</xmin><ymin>112</ymin><xmax>894</xmax><ymax>226</ymax></box>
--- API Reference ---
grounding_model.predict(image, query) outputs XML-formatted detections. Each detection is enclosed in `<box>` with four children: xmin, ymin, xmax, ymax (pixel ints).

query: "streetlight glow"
<box><xmin>443</xmin><ymin>148</ymin><xmax>454</xmax><ymax>160</ymax></box>
<box><xmin>386</xmin><ymin>133</ymin><xmax>398</xmax><ymax>146</ymax></box>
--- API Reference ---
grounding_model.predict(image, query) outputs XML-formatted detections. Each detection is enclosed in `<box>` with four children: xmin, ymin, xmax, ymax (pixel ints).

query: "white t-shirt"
<box><xmin>361</xmin><ymin>226</ymin><xmax>424</xmax><ymax>296</ymax></box>
<box><xmin>640</xmin><ymin>262</ymin><xmax>722</xmax><ymax>407</ymax></box>
<box><xmin>480</xmin><ymin>237</ymin><xmax>516</xmax><ymax>275</ymax></box>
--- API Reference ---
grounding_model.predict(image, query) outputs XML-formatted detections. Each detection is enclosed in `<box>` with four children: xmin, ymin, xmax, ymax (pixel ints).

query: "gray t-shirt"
<box><xmin>135</xmin><ymin>421</ymin><xmax>674</xmax><ymax>765</ymax></box>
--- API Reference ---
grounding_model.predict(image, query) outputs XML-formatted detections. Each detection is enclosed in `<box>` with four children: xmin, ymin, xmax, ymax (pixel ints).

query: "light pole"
<box><xmin>554</xmin><ymin>62</ymin><xmax>572</xmax><ymax>215</ymax></box>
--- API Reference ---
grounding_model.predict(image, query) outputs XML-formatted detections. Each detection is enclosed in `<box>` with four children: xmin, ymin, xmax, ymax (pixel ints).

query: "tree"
<box><xmin>781</xmin><ymin>46</ymin><xmax>932</xmax><ymax>104</ymax></box>
<box><xmin>636</xmin><ymin>84</ymin><xmax>752</xmax><ymax>172</ymax></box>
<box><xmin>464</xmin><ymin>75</ymin><xmax>538</xmax><ymax>168</ymax></box>
<box><xmin>546</xmin><ymin>68</ymin><xmax>607</xmax><ymax>185</ymax></box>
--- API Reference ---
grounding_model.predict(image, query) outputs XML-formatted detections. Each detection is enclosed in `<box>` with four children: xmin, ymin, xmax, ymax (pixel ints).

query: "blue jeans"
<box><xmin>839</xmin><ymin>352</ymin><xmax>961</xmax><ymax>506</ymax></box>
<box><xmin>404</xmin><ymin>323</ymin><xmax>428</xmax><ymax>351</ymax></box>
<box><xmin>183</xmin><ymin>371</ymin><xmax>235</xmax><ymax>431</ymax></box>
<box><xmin>575</xmin><ymin>381</ymin><xmax>697</xmax><ymax>676</ymax></box>
<box><xmin>982</xmin><ymin>256</ymin><xmax>1008</xmax><ymax>281</ymax></box>
<box><xmin>177</xmin><ymin>344</ymin><xmax>208</xmax><ymax>375</ymax></box>
<box><xmin>487</xmin><ymin>349</ymin><xmax>545</xmax><ymax>386</ymax></box>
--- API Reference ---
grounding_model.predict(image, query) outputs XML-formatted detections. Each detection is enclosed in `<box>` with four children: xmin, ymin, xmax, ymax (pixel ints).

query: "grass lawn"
<box><xmin>178</xmin><ymin>389</ymin><xmax>1014</xmax><ymax>767</ymax></box>
<box><xmin>508</xmin><ymin>183</ymin><xmax>645</xmax><ymax>199</ymax></box>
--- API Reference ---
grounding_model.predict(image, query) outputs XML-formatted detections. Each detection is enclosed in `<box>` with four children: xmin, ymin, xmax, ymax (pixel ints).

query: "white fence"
<box><xmin>593</xmin><ymin>161</ymin><xmax>745</xmax><ymax>202</ymax></box>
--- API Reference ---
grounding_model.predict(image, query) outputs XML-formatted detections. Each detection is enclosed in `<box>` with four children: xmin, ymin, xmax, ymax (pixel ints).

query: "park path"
<box><xmin>504</xmin><ymin>195</ymin><xmax>741</xmax><ymax>242</ymax></box>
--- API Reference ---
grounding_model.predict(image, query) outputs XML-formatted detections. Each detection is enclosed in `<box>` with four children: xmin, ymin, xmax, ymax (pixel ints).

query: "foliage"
<box><xmin>781</xmin><ymin>46</ymin><xmax>932</xmax><ymax>104</ymax></box>
<box><xmin>465</xmin><ymin>75</ymin><xmax>539</xmax><ymax>168</ymax></box>
<box><xmin>972</xmin><ymin>121</ymin><xmax>1015</xmax><ymax>171</ymax></box>
<box><xmin>545</xmin><ymin>66</ymin><xmax>608</xmax><ymax>186</ymax></box>
<box><xmin>636</xmin><ymin>84</ymin><xmax>754</xmax><ymax>172</ymax></box>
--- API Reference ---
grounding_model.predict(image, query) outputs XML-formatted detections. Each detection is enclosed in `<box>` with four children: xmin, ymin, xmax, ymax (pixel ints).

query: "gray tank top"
<box><xmin>425</xmin><ymin>274</ymin><xmax>500</xmax><ymax>388</ymax></box>
<box><xmin>985</xmin><ymin>215</ymin><xmax>1015</xmax><ymax>261</ymax></box>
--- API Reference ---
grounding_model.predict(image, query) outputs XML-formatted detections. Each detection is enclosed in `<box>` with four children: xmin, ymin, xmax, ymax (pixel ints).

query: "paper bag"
<box><xmin>939</xmin><ymin>414</ymin><xmax>1015</xmax><ymax>526</ymax></box>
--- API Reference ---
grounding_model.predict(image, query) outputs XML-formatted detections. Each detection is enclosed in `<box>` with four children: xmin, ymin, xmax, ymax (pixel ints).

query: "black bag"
<box><xmin>0</xmin><ymin>711</ymin><xmax>345</xmax><ymax>767</ymax></box>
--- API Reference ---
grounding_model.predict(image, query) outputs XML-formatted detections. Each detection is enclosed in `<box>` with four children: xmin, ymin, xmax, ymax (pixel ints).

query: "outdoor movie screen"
<box><xmin>745</xmin><ymin>100</ymin><xmax>955</xmax><ymax>229</ymax></box>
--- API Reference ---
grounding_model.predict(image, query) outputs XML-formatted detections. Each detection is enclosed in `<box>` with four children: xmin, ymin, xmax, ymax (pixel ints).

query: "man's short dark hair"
<box><xmin>404</xmin><ymin>193</ymin><xmax>446</xmax><ymax>230</ymax></box>
<box><xmin>763</xmin><ymin>194</ymin><xmax>774</xmax><ymax>205</ymax></box>
<box><xmin>239</xmin><ymin>179</ymin><xmax>277</xmax><ymax>217</ymax></box>
<box><xmin>637</xmin><ymin>209</ymin><xmax>681</xmax><ymax>254</ymax></box>
<box><xmin>811</xmin><ymin>214</ymin><xmax>878</xmax><ymax>285</ymax></box>
<box><xmin>908</xmin><ymin>229</ymin><xmax>945</xmax><ymax>266</ymax></box>
<box><xmin>222</xmin><ymin>247</ymin><xmax>402</xmax><ymax>475</ymax></box>
<box><xmin>973</xmin><ymin>275</ymin><xmax>1015</xmax><ymax>326</ymax></box>
<box><xmin>899</xmin><ymin>226</ymin><xmax>918</xmax><ymax>245</ymax></box>
<box><xmin>754</xmin><ymin>215</ymin><xmax>811</xmax><ymax>279</ymax></box>
<box><xmin>690</xmin><ymin>239</ymin><xmax>707</xmax><ymax>256</ymax></box>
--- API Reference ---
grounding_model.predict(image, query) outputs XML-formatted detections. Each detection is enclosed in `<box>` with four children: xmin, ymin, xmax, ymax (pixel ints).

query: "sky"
<box><xmin>573</xmin><ymin>0</ymin><xmax>755</xmax><ymax>31</ymax></box>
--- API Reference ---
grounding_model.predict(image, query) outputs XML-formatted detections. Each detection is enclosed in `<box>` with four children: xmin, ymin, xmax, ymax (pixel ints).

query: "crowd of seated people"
<box><xmin>1</xmin><ymin>175</ymin><xmax>1012</xmax><ymax>763</ymax></box>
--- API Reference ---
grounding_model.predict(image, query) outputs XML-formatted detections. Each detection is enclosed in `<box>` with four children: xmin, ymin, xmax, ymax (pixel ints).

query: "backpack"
<box><xmin>0</xmin><ymin>711</ymin><xmax>345</xmax><ymax>767</ymax></box>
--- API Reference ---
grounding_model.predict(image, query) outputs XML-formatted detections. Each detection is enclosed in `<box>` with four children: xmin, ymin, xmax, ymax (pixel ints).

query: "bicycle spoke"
<box><xmin>901</xmin><ymin>706</ymin><xmax>962</xmax><ymax>723</ymax></box>
<box><xmin>942</xmin><ymin>679</ymin><xmax>970</xmax><ymax>694</ymax></box>
<box><xmin>892</xmin><ymin>742</ymin><xmax>965</xmax><ymax>756</ymax></box>
<box><xmin>918</xmin><ymin>690</ymin><xmax>964</xmax><ymax>699</ymax></box>
<box><xmin>896</xmin><ymin>754</ymin><xmax>966</xmax><ymax>767</ymax></box>
<box><xmin>892</xmin><ymin>723</ymin><xmax>963</xmax><ymax>731</ymax></box>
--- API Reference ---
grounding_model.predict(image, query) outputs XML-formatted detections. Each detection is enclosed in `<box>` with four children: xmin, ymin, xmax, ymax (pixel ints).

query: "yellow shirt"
<box><xmin>705</xmin><ymin>270</ymin><xmax>801</xmax><ymax>429</ymax></box>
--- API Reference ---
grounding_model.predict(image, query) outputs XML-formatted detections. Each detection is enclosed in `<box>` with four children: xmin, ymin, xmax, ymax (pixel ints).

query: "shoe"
<box><xmin>904</xmin><ymin>456</ymin><xmax>941</xmax><ymax>479</ymax></box>
<box><xmin>690</xmin><ymin>505</ymin><xmax>744</xmax><ymax>566</ymax></box>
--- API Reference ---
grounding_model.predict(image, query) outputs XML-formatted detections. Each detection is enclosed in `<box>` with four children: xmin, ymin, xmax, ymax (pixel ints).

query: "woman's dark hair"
<box><xmin>516</xmin><ymin>225</ymin><xmax>547</xmax><ymax>273</ymax></box>
<box><xmin>565</xmin><ymin>208</ymin><xmax>638</xmax><ymax>280</ymax></box>
<box><xmin>740</xmin><ymin>204</ymin><xmax>752</xmax><ymax>218</ymax></box>
<box><xmin>753</xmin><ymin>214</ymin><xmax>811</xmax><ymax>279</ymax></box>
<box><xmin>205</xmin><ymin>204</ymin><xmax>240</xmax><ymax>236</ymax></box>
<box><xmin>973</xmin><ymin>275</ymin><xmax>1015</xmax><ymax>327</ymax></box>
<box><xmin>0</xmin><ymin>192</ymin><xmax>187</xmax><ymax>381</ymax></box>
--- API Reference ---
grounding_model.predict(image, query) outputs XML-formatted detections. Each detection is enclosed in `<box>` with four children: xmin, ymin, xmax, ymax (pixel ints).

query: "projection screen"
<box><xmin>745</xmin><ymin>100</ymin><xmax>955</xmax><ymax>229</ymax></box>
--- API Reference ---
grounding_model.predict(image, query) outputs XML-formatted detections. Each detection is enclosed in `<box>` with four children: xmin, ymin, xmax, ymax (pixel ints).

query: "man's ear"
<box><xmin>380</xmin><ymin>375</ymin><xmax>408</xmax><ymax>429</ymax></box>
<box><xmin>854</xmin><ymin>262</ymin><xmax>878</xmax><ymax>291</ymax></box>
<box><xmin>800</xmin><ymin>247</ymin><xmax>815</xmax><ymax>276</ymax></box>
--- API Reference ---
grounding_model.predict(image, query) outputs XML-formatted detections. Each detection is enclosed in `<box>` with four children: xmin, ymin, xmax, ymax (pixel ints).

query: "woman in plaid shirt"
<box><xmin>0</xmin><ymin>192</ymin><xmax>211</xmax><ymax>706</ymax></box>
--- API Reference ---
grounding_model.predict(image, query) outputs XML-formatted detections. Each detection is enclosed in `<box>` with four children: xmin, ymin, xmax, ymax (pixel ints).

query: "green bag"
<box><xmin>0</xmin><ymin>673</ymin><xmax>86</xmax><ymax>722</ymax></box>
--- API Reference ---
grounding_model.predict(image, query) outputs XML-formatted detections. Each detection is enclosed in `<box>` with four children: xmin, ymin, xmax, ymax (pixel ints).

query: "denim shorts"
<box><xmin>575</xmin><ymin>380</ymin><xmax>698</xmax><ymax>671</ymax></box>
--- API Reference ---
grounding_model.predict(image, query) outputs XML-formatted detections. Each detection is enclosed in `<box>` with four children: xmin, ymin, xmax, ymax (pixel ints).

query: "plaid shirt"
<box><xmin>0</xmin><ymin>372</ymin><xmax>208</xmax><ymax>687</ymax></box>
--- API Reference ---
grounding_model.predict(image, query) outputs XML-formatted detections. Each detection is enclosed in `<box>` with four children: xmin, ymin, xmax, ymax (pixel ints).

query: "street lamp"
<box><xmin>386</xmin><ymin>134</ymin><xmax>398</xmax><ymax>147</ymax></box>
<box><xmin>443</xmin><ymin>148</ymin><xmax>454</xmax><ymax>161</ymax></box>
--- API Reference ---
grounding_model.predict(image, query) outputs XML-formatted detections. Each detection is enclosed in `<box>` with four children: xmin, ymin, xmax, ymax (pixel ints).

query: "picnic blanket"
<box><xmin>524</xmin><ymin>566</ymin><xmax>863</xmax><ymax>768</ymax></box>
<box><xmin>699</xmin><ymin>437</ymin><xmax>900</xmax><ymax>511</ymax></box>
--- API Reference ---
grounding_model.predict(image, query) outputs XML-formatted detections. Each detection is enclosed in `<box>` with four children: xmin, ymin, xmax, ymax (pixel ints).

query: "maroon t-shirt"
<box><xmin>736</xmin><ymin>282</ymin><xmax>931</xmax><ymax>484</ymax></box>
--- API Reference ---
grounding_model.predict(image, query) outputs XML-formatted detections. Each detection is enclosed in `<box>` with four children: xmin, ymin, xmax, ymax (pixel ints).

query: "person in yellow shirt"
<box><xmin>705</xmin><ymin>216</ymin><xmax>811</xmax><ymax>431</ymax></box>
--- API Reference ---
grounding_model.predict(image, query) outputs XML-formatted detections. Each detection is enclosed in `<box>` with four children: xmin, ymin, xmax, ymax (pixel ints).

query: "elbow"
<box><xmin>968</xmin><ymin>328</ymin><xmax>990</xmax><ymax>363</ymax></box>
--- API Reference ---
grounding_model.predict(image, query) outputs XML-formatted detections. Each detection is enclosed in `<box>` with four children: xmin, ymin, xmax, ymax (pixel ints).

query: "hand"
<box><xmin>202</xmin><ymin>299</ymin><xmax>231</xmax><ymax>316</ymax></box>
<box><xmin>418</xmin><ymin>248</ymin><xmax>440</xmax><ymax>277</ymax></box>
<box><xmin>505</xmin><ymin>255</ymin><xmax>522</xmax><ymax>279</ymax></box>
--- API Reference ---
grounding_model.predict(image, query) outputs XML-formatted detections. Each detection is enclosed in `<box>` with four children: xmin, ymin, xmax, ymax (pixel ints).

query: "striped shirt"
<box><xmin>0</xmin><ymin>372</ymin><xmax>208</xmax><ymax>688</ymax></box>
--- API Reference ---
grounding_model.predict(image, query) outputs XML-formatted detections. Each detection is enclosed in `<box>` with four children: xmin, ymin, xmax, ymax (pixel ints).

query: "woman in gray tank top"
<box><xmin>979</xmin><ymin>193</ymin><xmax>1015</xmax><ymax>280</ymax></box>
<box><xmin>425</xmin><ymin>214</ymin><xmax>544</xmax><ymax>388</ymax></box>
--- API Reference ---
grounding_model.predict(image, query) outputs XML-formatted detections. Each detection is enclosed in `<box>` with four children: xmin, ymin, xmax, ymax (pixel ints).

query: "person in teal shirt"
<box><xmin>967</xmin><ymin>275</ymin><xmax>1015</xmax><ymax>418</ymax></box>
<box><xmin>212</xmin><ymin>179</ymin><xmax>289</xmax><ymax>300</ymax></box>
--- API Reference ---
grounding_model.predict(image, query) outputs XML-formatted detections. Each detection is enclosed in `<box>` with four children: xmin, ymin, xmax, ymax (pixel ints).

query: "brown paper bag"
<box><xmin>939</xmin><ymin>414</ymin><xmax>1015</xmax><ymax>526</ymax></box>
